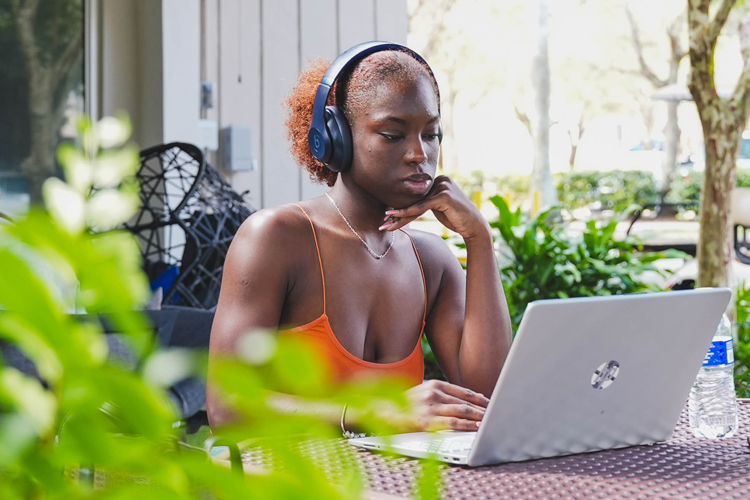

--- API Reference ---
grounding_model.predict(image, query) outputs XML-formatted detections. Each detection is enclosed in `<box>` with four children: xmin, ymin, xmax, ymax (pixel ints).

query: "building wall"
<box><xmin>99</xmin><ymin>0</ymin><xmax>407</xmax><ymax>209</ymax></box>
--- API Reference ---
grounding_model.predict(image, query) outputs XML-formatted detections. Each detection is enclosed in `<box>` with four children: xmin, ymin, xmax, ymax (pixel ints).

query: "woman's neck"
<box><xmin>326</xmin><ymin>175</ymin><xmax>391</xmax><ymax>236</ymax></box>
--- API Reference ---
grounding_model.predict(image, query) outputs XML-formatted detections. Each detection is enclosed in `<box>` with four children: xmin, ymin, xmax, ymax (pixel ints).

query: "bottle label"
<box><xmin>703</xmin><ymin>338</ymin><xmax>734</xmax><ymax>367</ymax></box>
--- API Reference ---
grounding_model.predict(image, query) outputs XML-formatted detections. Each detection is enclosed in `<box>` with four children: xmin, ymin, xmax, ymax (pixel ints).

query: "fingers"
<box><xmin>432</xmin><ymin>380</ymin><xmax>490</xmax><ymax>408</ymax></box>
<box><xmin>434</xmin><ymin>403</ymin><xmax>485</xmax><ymax>422</ymax></box>
<box><xmin>426</xmin><ymin>416</ymin><xmax>482</xmax><ymax>432</ymax></box>
<box><xmin>380</xmin><ymin>214</ymin><xmax>419</xmax><ymax>232</ymax></box>
<box><xmin>435</xmin><ymin>393</ymin><xmax>486</xmax><ymax>413</ymax></box>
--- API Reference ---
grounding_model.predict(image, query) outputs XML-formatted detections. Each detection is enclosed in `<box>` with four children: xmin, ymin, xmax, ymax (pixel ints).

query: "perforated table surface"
<box><xmin>242</xmin><ymin>400</ymin><xmax>750</xmax><ymax>499</ymax></box>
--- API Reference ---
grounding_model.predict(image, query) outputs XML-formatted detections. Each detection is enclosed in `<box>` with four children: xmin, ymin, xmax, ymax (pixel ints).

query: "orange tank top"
<box><xmin>279</xmin><ymin>205</ymin><xmax>425</xmax><ymax>387</ymax></box>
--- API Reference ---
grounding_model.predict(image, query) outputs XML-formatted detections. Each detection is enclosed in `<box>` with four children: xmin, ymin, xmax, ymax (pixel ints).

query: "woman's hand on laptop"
<box><xmin>403</xmin><ymin>380</ymin><xmax>488</xmax><ymax>432</ymax></box>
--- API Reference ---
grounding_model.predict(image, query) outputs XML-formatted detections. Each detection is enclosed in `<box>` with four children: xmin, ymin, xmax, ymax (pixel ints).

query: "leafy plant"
<box><xmin>489</xmin><ymin>196</ymin><xmax>685</xmax><ymax>331</ymax></box>
<box><xmin>556</xmin><ymin>170</ymin><xmax>659</xmax><ymax>213</ymax></box>
<box><xmin>667</xmin><ymin>169</ymin><xmax>750</xmax><ymax>205</ymax></box>
<box><xmin>735</xmin><ymin>284</ymin><xmax>750</xmax><ymax>398</ymax></box>
<box><xmin>450</xmin><ymin>171</ymin><xmax>530</xmax><ymax>210</ymax></box>
<box><xmin>421</xmin><ymin>337</ymin><xmax>445</xmax><ymax>381</ymax></box>
<box><xmin>0</xmin><ymin>116</ymin><xmax>439</xmax><ymax>499</ymax></box>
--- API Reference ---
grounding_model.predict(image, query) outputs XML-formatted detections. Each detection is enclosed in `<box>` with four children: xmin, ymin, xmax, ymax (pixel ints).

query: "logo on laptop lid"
<box><xmin>591</xmin><ymin>360</ymin><xmax>620</xmax><ymax>389</ymax></box>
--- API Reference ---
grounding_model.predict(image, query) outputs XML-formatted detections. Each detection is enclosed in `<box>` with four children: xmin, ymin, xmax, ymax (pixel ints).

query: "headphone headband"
<box><xmin>308</xmin><ymin>41</ymin><xmax>439</xmax><ymax>166</ymax></box>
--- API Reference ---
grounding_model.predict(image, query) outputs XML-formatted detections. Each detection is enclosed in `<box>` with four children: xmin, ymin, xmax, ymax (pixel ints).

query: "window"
<box><xmin>0</xmin><ymin>0</ymin><xmax>84</xmax><ymax>218</ymax></box>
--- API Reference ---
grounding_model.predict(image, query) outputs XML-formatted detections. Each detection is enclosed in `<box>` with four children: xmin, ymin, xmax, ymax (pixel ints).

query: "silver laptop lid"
<box><xmin>468</xmin><ymin>288</ymin><xmax>732</xmax><ymax>466</ymax></box>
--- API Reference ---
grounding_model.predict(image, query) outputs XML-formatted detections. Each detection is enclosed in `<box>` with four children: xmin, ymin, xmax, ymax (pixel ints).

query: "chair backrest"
<box><xmin>125</xmin><ymin>143</ymin><xmax>255</xmax><ymax>309</ymax></box>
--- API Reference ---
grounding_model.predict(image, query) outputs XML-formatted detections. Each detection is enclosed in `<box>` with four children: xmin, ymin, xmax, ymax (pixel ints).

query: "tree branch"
<box><xmin>514</xmin><ymin>104</ymin><xmax>532</xmax><ymax>135</ymax></box>
<box><xmin>706</xmin><ymin>0</ymin><xmax>736</xmax><ymax>50</ymax></box>
<box><xmin>731</xmin><ymin>12</ymin><xmax>750</xmax><ymax>126</ymax></box>
<box><xmin>688</xmin><ymin>0</ymin><xmax>717</xmax><ymax>110</ymax></box>
<box><xmin>667</xmin><ymin>12</ymin><xmax>687</xmax><ymax>62</ymax></box>
<box><xmin>669</xmin><ymin>32</ymin><xmax>687</xmax><ymax>64</ymax></box>
<box><xmin>52</xmin><ymin>24</ymin><xmax>83</xmax><ymax>88</ymax></box>
<box><xmin>415</xmin><ymin>0</ymin><xmax>455</xmax><ymax>61</ymax></box>
<box><xmin>13</xmin><ymin>0</ymin><xmax>41</xmax><ymax>77</ymax></box>
<box><xmin>625</xmin><ymin>4</ymin><xmax>667</xmax><ymax>88</ymax></box>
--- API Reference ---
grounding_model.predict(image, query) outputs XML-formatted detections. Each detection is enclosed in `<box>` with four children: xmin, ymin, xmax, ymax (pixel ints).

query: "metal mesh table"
<box><xmin>243</xmin><ymin>400</ymin><xmax>750</xmax><ymax>499</ymax></box>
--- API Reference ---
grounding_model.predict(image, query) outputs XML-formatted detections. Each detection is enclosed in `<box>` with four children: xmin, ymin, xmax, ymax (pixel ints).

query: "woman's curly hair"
<box><xmin>284</xmin><ymin>50</ymin><xmax>439</xmax><ymax>187</ymax></box>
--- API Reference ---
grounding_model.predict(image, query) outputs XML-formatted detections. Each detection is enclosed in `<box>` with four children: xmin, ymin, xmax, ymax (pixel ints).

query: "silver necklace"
<box><xmin>325</xmin><ymin>192</ymin><xmax>395</xmax><ymax>260</ymax></box>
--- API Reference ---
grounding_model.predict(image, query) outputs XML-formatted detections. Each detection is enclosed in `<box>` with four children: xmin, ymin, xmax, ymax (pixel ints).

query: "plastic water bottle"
<box><xmin>688</xmin><ymin>314</ymin><xmax>739</xmax><ymax>439</ymax></box>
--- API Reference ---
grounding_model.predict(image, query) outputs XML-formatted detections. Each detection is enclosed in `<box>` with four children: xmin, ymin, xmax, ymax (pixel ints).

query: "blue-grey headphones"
<box><xmin>308</xmin><ymin>41</ymin><xmax>441</xmax><ymax>173</ymax></box>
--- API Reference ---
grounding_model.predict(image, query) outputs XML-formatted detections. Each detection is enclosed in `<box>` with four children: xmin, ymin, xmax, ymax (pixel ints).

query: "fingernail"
<box><xmin>385</xmin><ymin>210</ymin><xmax>397</xmax><ymax>215</ymax></box>
<box><xmin>378</xmin><ymin>222</ymin><xmax>392</xmax><ymax>231</ymax></box>
<box><xmin>476</xmin><ymin>421</ymin><xmax>481</xmax><ymax>428</ymax></box>
<box><xmin>383</xmin><ymin>215</ymin><xmax>392</xmax><ymax>221</ymax></box>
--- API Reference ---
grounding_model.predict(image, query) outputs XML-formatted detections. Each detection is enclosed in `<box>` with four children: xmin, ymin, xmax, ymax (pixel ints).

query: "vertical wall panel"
<box><xmin>219</xmin><ymin>0</ymin><xmax>262</xmax><ymax>208</ymax></box>
<box><xmin>338</xmin><ymin>0</ymin><xmax>375</xmax><ymax>51</ymax></box>
<box><xmin>203</xmin><ymin>0</ymin><xmax>219</xmax><ymax>123</ymax></box>
<box><xmin>300</xmin><ymin>0</ymin><xmax>338</xmax><ymax>64</ymax></box>
<box><xmin>135</xmin><ymin>0</ymin><xmax>164</xmax><ymax>148</ymax></box>
<box><xmin>261</xmin><ymin>0</ymin><xmax>301</xmax><ymax>208</ymax></box>
<box><xmin>162</xmin><ymin>0</ymin><xmax>201</xmax><ymax>145</ymax></box>
<box><xmin>375</xmin><ymin>0</ymin><xmax>407</xmax><ymax>44</ymax></box>
<box><xmin>100</xmin><ymin>0</ymin><xmax>139</xmax><ymax>135</ymax></box>
<box><xmin>299</xmin><ymin>0</ymin><xmax>337</xmax><ymax>201</ymax></box>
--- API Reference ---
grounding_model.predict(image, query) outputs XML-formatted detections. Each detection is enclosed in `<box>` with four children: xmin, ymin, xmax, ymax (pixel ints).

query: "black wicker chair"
<box><xmin>735</xmin><ymin>224</ymin><xmax>750</xmax><ymax>265</ymax></box>
<box><xmin>125</xmin><ymin>143</ymin><xmax>254</xmax><ymax>310</ymax></box>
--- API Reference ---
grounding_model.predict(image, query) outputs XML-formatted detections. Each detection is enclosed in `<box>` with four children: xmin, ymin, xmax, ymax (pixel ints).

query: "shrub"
<box><xmin>489</xmin><ymin>196</ymin><xmax>685</xmax><ymax>331</ymax></box>
<box><xmin>667</xmin><ymin>169</ymin><xmax>750</xmax><ymax>205</ymax></box>
<box><xmin>556</xmin><ymin>170</ymin><xmax>659</xmax><ymax>213</ymax></box>
<box><xmin>735</xmin><ymin>285</ymin><xmax>750</xmax><ymax>398</ymax></box>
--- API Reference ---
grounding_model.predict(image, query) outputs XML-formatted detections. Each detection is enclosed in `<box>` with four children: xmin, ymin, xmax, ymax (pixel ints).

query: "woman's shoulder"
<box><xmin>403</xmin><ymin>228</ymin><xmax>460</xmax><ymax>274</ymax></box>
<box><xmin>233</xmin><ymin>203</ymin><xmax>313</xmax><ymax>254</ymax></box>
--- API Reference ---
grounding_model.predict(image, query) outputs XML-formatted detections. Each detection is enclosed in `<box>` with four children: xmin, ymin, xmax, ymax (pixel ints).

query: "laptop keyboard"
<box><xmin>398</xmin><ymin>435</ymin><xmax>475</xmax><ymax>456</ymax></box>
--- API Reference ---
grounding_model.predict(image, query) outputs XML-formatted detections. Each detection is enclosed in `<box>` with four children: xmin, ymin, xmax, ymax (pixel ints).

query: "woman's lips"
<box><xmin>403</xmin><ymin>177</ymin><xmax>433</xmax><ymax>196</ymax></box>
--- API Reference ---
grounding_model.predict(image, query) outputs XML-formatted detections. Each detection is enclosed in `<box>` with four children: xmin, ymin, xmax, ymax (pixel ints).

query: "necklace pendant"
<box><xmin>325</xmin><ymin>192</ymin><xmax>395</xmax><ymax>260</ymax></box>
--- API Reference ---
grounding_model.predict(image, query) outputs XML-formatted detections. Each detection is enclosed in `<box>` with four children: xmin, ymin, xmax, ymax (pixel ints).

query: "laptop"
<box><xmin>348</xmin><ymin>288</ymin><xmax>732</xmax><ymax>466</ymax></box>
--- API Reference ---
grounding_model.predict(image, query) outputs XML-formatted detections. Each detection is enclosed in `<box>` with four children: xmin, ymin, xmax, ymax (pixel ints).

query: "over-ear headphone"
<box><xmin>308</xmin><ymin>41</ymin><xmax>441</xmax><ymax>173</ymax></box>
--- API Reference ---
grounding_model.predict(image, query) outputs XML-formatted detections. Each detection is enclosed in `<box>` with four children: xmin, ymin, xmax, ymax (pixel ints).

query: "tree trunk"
<box><xmin>12</xmin><ymin>0</ymin><xmax>83</xmax><ymax>206</ymax></box>
<box><xmin>687</xmin><ymin>0</ymin><xmax>749</xmax><ymax>289</ymax></box>
<box><xmin>697</xmin><ymin>121</ymin><xmax>738</xmax><ymax>288</ymax></box>
<box><xmin>661</xmin><ymin>100</ymin><xmax>680</xmax><ymax>199</ymax></box>
<box><xmin>568</xmin><ymin>118</ymin><xmax>585</xmax><ymax>169</ymax></box>
<box><xmin>530</xmin><ymin>0</ymin><xmax>556</xmax><ymax>212</ymax></box>
<box><xmin>22</xmin><ymin>68</ymin><xmax>56</xmax><ymax>205</ymax></box>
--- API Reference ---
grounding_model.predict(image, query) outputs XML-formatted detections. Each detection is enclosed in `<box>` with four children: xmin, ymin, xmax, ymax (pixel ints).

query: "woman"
<box><xmin>208</xmin><ymin>43</ymin><xmax>512</xmax><ymax>433</ymax></box>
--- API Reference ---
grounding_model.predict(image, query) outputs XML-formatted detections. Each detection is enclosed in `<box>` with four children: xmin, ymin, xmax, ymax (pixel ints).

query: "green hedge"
<box><xmin>556</xmin><ymin>171</ymin><xmax>659</xmax><ymax>212</ymax></box>
<box><xmin>667</xmin><ymin>169</ymin><xmax>750</xmax><ymax>205</ymax></box>
<box><xmin>456</xmin><ymin>169</ymin><xmax>750</xmax><ymax>213</ymax></box>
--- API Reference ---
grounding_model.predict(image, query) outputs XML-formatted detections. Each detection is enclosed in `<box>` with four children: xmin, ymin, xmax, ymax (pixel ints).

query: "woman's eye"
<box><xmin>423</xmin><ymin>133</ymin><xmax>440</xmax><ymax>141</ymax></box>
<box><xmin>380</xmin><ymin>133</ymin><xmax>403</xmax><ymax>141</ymax></box>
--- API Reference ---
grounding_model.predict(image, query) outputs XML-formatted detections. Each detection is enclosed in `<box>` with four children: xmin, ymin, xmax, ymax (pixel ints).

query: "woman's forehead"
<box><xmin>351</xmin><ymin>75</ymin><xmax>439</xmax><ymax>121</ymax></box>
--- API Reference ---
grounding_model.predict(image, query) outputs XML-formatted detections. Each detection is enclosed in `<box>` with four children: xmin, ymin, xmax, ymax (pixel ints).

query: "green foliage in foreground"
<box><xmin>0</xmin><ymin>116</ymin><xmax>442</xmax><ymax>499</ymax></box>
<box><xmin>735</xmin><ymin>285</ymin><xmax>750</xmax><ymax>398</ymax></box>
<box><xmin>489</xmin><ymin>196</ymin><xmax>686</xmax><ymax>331</ymax></box>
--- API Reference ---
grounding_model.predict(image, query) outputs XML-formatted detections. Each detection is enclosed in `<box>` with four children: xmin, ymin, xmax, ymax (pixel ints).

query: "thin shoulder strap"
<box><xmin>294</xmin><ymin>204</ymin><xmax>326</xmax><ymax>314</ymax></box>
<box><xmin>400</xmin><ymin>229</ymin><xmax>428</xmax><ymax>326</ymax></box>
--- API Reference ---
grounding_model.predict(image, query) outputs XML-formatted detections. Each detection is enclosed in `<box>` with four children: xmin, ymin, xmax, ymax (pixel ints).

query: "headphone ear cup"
<box><xmin>324</xmin><ymin>106</ymin><xmax>353</xmax><ymax>172</ymax></box>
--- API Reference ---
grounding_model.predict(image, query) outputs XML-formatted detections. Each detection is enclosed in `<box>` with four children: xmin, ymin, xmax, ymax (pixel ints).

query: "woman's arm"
<box><xmin>209</xmin><ymin>200</ymin><xmax>494</xmax><ymax>432</ymax></box>
<box><xmin>207</xmin><ymin>208</ymin><xmax>298</xmax><ymax>428</ymax></box>
<box><xmin>383</xmin><ymin>176</ymin><xmax>513</xmax><ymax>397</ymax></box>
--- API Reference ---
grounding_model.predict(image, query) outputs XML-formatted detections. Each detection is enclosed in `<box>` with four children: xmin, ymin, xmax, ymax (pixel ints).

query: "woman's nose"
<box><xmin>405</xmin><ymin>136</ymin><xmax>428</xmax><ymax>164</ymax></box>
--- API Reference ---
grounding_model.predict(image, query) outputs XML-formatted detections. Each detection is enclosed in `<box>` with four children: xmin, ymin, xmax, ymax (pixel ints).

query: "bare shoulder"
<box><xmin>227</xmin><ymin>203</ymin><xmax>312</xmax><ymax>273</ymax></box>
<box><xmin>234</xmin><ymin>204</ymin><xmax>309</xmax><ymax>250</ymax></box>
<box><xmin>403</xmin><ymin>228</ymin><xmax>462</xmax><ymax>278</ymax></box>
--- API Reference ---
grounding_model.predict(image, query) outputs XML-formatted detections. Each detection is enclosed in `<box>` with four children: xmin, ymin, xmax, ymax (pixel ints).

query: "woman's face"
<box><xmin>346</xmin><ymin>73</ymin><xmax>441</xmax><ymax>209</ymax></box>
